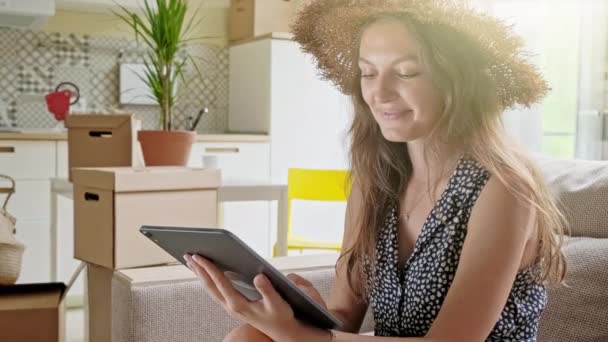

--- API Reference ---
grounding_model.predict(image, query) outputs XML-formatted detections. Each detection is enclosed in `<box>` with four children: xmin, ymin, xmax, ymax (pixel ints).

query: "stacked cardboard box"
<box><xmin>229</xmin><ymin>0</ymin><xmax>297</xmax><ymax>41</ymax></box>
<box><xmin>65</xmin><ymin>114</ymin><xmax>145</xmax><ymax>181</ymax></box>
<box><xmin>72</xmin><ymin>166</ymin><xmax>221</xmax><ymax>342</ymax></box>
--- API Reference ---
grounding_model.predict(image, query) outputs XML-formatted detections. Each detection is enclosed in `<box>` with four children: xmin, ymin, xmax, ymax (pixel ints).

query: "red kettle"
<box><xmin>45</xmin><ymin>82</ymin><xmax>80</xmax><ymax>121</ymax></box>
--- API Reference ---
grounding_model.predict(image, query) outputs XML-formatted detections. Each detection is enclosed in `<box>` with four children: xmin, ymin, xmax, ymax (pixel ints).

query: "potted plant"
<box><xmin>115</xmin><ymin>0</ymin><xmax>201</xmax><ymax>166</ymax></box>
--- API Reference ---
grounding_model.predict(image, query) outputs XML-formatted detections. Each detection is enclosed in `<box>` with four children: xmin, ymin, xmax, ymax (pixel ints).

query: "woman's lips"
<box><xmin>382</xmin><ymin>110</ymin><xmax>412</xmax><ymax>120</ymax></box>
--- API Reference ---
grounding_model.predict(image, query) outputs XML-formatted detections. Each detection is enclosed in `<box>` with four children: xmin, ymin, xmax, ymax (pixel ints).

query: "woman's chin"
<box><xmin>380</xmin><ymin>129</ymin><xmax>415</xmax><ymax>143</ymax></box>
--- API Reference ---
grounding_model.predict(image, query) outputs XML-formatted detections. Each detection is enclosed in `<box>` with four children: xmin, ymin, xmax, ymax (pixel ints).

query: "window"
<box><xmin>483</xmin><ymin>0</ymin><xmax>607</xmax><ymax>160</ymax></box>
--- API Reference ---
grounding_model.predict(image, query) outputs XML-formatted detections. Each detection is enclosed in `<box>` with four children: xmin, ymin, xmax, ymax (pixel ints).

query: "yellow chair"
<box><xmin>273</xmin><ymin>168</ymin><xmax>351</xmax><ymax>256</ymax></box>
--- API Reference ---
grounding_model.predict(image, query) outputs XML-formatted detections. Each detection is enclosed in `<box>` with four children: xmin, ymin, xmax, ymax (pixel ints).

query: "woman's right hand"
<box><xmin>287</xmin><ymin>273</ymin><xmax>328</xmax><ymax>309</ymax></box>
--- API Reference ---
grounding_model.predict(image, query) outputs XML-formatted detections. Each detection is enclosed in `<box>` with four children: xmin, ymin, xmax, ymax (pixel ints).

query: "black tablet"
<box><xmin>140</xmin><ymin>225</ymin><xmax>342</xmax><ymax>330</ymax></box>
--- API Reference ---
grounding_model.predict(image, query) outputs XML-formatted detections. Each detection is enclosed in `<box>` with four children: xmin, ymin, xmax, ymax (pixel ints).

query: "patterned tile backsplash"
<box><xmin>0</xmin><ymin>27</ymin><xmax>228</xmax><ymax>133</ymax></box>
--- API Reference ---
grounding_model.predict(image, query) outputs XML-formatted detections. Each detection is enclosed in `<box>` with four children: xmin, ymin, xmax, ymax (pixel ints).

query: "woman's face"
<box><xmin>358</xmin><ymin>18</ymin><xmax>444</xmax><ymax>143</ymax></box>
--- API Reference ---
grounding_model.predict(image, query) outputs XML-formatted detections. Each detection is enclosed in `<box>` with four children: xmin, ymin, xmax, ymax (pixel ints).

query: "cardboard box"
<box><xmin>0</xmin><ymin>264</ymin><xmax>83</xmax><ymax>342</ymax></box>
<box><xmin>0</xmin><ymin>283</ymin><xmax>67</xmax><ymax>342</ymax></box>
<box><xmin>229</xmin><ymin>0</ymin><xmax>296</xmax><ymax>41</ymax></box>
<box><xmin>65</xmin><ymin>114</ymin><xmax>144</xmax><ymax>182</ymax></box>
<box><xmin>73</xmin><ymin>167</ymin><xmax>221</xmax><ymax>270</ymax></box>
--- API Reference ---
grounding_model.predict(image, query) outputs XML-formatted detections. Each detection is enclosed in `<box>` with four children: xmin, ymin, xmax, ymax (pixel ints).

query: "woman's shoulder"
<box><xmin>448</xmin><ymin>157</ymin><xmax>492</xmax><ymax>199</ymax></box>
<box><xmin>455</xmin><ymin>156</ymin><xmax>534</xmax><ymax>233</ymax></box>
<box><xmin>468</xmin><ymin>164</ymin><xmax>536</xmax><ymax>238</ymax></box>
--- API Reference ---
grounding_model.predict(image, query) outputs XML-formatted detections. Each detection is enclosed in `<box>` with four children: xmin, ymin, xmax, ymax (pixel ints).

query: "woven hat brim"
<box><xmin>291</xmin><ymin>0</ymin><xmax>549</xmax><ymax>109</ymax></box>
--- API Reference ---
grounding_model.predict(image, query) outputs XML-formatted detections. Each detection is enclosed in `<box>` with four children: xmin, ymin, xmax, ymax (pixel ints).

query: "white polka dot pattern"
<box><xmin>367</xmin><ymin>158</ymin><xmax>547</xmax><ymax>341</ymax></box>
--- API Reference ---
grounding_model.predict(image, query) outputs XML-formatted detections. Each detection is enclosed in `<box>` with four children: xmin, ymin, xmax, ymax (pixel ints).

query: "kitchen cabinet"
<box><xmin>0</xmin><ymin>140</ymin><xmax>56</xmax><ymax>284</ymax></box>
<box><xmin>0</xmin><ymin>140</ymin><xmax>56</xmax><ymax>179</ymax></box>
<box><xmin>57</xmin><ymin>140</ymin><xmax>68</xmax><ymax>178</ymax></box>
<box><xmin>14</xmin><ymin>219</ymin><xmax>51</xmax><ymax>284</ymax></box>
<box><xmin>7</xmin><ymin>180</ymin><xmax>51</xmax><ymax>220</ymax></box>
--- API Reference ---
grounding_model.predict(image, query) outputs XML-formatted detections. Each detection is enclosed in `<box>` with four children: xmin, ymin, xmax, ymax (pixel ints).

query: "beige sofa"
<box><xmin>104</xmin><ymin>158</ymin><xmax>608</xmax><ymax>342</ymax></box>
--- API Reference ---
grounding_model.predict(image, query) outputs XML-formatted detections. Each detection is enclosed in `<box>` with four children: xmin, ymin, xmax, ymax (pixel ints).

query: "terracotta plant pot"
<box><xmin>137</xmin><ymin>130</ymin><xmax>196</xmax><ymax>166</ymax></box>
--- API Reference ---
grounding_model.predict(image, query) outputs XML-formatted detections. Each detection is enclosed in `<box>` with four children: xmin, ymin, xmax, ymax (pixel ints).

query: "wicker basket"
<box><xmin>0</xmin><ymin>175</ymin><xmax>24</xmax><ymax>285</ymax></box>
<box><xmin>0</xmin><ymin>248</ymin><xmax>24</xmax><ymax>285</ymax></box>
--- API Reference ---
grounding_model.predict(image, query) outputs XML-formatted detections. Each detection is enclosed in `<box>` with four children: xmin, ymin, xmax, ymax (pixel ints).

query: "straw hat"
<box><xmin>291</xmin><ymin>0</ymin><xmax>548</xmax><ymax>109</ymax></box>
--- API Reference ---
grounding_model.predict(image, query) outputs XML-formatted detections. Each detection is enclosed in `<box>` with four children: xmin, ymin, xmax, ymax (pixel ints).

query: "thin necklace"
<box><xmin>400</xmin><ymin>158</ymin><xmax>461</xmax><ymax>221</ymax></box>
<box><xmin>401</xmin><ymin>189</ymin><xmax>429</xmax><ymax>221</ymax></box>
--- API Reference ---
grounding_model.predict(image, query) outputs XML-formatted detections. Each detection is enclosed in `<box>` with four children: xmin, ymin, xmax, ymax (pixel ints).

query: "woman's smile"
<box><xmin>381</xmin><ymin>109</ymin><xmax>413</xmax><ymax>121</ymax></box>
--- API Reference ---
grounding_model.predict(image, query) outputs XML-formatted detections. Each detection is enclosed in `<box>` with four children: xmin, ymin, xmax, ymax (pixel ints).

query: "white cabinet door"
<box><xmin>2</xmin><ymin>180</ymin><xmax>51</xmax><ymax>220</ymax></box>
<box><xmin>200</xmin><ymin>142</ymin><xmax>270</xmax><ymax>182</ymax></box>
<box><xmin>15</xmin><ymin>219</ymin><xmax>51</xmax><ymax>284</ymax></box>
<box><xmin>193</xmin><ymin>142</ymin><xmax>272</xmax><ymax>257</ymax></box>
<box><xmin>0</xmin><ymin>141</ymin><xmax>55</xmax><ymax>284</ymax></box>
<box><xmin>56</xmin><ymin>141</ymin><xmax>68</xmax><ymax>179</ymax></box>
<box><xmin>0</xmin><ymin>140</ymin><xmax>56</xmax><ymax>179</ymax></box>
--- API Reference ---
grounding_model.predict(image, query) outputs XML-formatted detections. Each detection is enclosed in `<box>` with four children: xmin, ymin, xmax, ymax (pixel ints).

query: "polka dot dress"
<box><xmin>366</xmin><ymin>158</ymin><xmax>547</xmax><ymax>341</ymax></box>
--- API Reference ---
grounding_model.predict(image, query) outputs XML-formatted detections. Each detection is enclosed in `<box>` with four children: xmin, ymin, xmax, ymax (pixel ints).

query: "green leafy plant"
<box><xmin>114</xmin><ymin>0</ymin><xmax>202</xmax><ymax>131</ymax></box>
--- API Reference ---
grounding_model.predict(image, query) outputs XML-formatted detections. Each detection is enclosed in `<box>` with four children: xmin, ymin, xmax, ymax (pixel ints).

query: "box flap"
<box><xmin>65</xmin><ymin>114</ymin><xmax>133</xmax><ymax>129</ymax></box>
<box><xmin>0</xmin><ymin>283</ymin><xmax>66</xmax><ymax>311</ymax></box>
<box><xmin>72</xmin><ymin>167</ymin><xmax>221</xmax><ymax>192</ymax></box>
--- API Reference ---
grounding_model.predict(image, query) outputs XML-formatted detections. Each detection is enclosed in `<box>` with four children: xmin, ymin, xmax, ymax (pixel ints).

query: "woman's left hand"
<box><xmin>184</xmin><ymin>254</ymin><xmax>305</xmax><ymax>342</ymax></box>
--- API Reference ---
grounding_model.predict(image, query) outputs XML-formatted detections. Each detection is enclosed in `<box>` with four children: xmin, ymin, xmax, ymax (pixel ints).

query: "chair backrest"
<box><xmin>286</xmin><ymin>169</ymin><xmax>351</xmax><ymax>235</ymax></box>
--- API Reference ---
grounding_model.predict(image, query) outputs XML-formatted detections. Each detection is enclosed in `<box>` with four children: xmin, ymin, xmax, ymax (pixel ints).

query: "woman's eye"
<box><xmin>398</xmin><ymin>72</ymin><xmax>420</xmax><ymax>79</ymax></box>
<box><xmin>360</xmin><ymin>73</ymin><xmax>375</xmax><ymax>79</ymax></box>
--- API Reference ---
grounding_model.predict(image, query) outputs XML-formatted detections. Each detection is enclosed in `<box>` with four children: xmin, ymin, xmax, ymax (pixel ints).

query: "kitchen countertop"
<box><xmin>0</xmin><ymin>131</ymin><xmax>269</xmax><ymax>143</ymax></box>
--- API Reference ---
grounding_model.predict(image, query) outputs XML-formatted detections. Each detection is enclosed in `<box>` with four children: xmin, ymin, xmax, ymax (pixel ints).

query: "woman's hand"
<box><xmin>184</xmin><ymin>254</ymin><xmax>331</xmax><ymax>342</ymax></box>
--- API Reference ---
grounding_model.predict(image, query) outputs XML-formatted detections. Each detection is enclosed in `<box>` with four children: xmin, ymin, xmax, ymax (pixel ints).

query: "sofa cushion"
<box><xmin>538</xmin><ymin>237</ymin><xmax>608</xmax><ymax>342</ymax></box>
<box><xmin>537</xmin><ymin>158</ymin><xmax>608</xmax><ymax>238</ymax></box>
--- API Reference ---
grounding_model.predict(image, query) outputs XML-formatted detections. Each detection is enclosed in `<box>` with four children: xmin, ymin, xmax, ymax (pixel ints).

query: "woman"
<box><xmin>184</xmin><ymin>1</ymin><xmax>567</xmax><ymax>341</ymax></box>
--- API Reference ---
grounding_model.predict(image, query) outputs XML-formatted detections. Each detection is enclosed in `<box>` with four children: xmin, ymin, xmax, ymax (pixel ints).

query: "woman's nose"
<box><xmin>372</xmin><ymin>74</ymin><xmax>398</xmax><ymax>103</ymax></box>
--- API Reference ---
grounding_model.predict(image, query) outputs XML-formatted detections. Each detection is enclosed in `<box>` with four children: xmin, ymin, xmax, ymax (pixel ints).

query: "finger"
<box><xmin>286</xmin><ymin>273</ymin><xmax>313</xmax><ymax>288</ymax></box>
<box><xmin>192</xmin><ymin>255</ymin><xmax>250</xmax><ymax>314</ymax></box>
<box><xmin>253</xmin><ymin>274</ymin><xmax>284</xmax><ymax>307</ymax></box>
<box><xmin>183</xmin><ymin>254</ymin><xmax>193</xmax><ymax>269</ymax></box>
<box><xmin>188</xmin><ymin>256</ymin><xmax>225</xmax><ymax>304</ymax></box>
